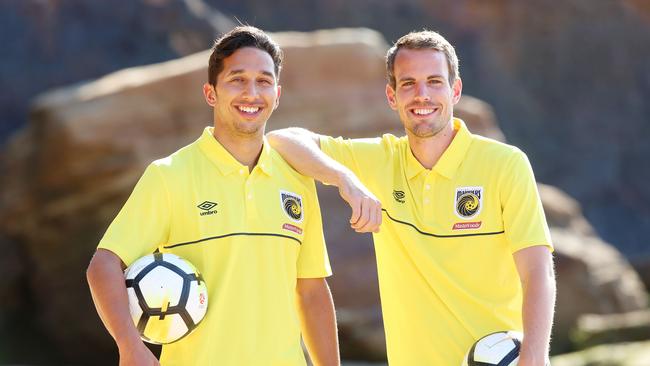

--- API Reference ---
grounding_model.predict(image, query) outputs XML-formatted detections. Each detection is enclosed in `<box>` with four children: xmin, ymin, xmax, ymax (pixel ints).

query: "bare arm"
<box><xmin>513</xmin><ymin>245</ymin><xmax>556</xmax><ymax>366</ymax></box>
<box><xmin>86</xmin><ymin>249</ymin><xmax>159</xmax><ymax>366</ymax></box>
<box><xmin>296</xmin><ymin>278</ymin><xmax>340</xmax><ymax>366</ymax></box>
<box><xmin>267</xmin><ymin>128</ymin><xmax>381</xmax><ymax>232</ymax></box>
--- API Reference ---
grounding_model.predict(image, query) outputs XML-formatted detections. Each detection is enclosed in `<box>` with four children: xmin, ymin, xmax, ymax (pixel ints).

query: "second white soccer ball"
<box><xmin>462</xmin><ymin>330</ymin><xmax>522</xmax><ymax>366</ymax></box>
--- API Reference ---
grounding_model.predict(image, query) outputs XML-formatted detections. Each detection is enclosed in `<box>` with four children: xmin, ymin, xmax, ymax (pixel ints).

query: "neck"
<box><xmin>212</xmin><ymin>127</ymin><xmax>264</xmax><ymax>171</ymax></box>
<box><xmin>407</xmin><ymin>120</ymin><xmax>456</xmax><ymax>170</ymax></box>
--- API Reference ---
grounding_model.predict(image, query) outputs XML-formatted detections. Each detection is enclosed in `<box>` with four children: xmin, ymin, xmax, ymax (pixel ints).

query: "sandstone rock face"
<box><xmin>551</xmin><ymin>340</ymin><xmax>650</xmax><ymax>366</ymax></box>
<box><xmin>573</xmin><ymin>310</ymin><xmax>650</xmax><ymax>349</ymax></box>
<box><xmin>1</xmin><ymin>28</ymin><xmax>647</xmax><ymax>363</ymax></box>
<box><xmin>540</xmin><ymin>185</ymin><xmax>648</xmax><ymax>352</ymax></box>
<box><xmin>551</xmin><ymin>227</ymin><xmax>648</xmax><ymax>353</ymax></box>
<box><xmin>0</xmin><ymin>0</ymin><xmax>233</xmax><ymax>143</ymax></box>
<box><xmin>1</xmin><ymin>52</ymin><xmax>213</xmax><ymax>363</ymax></box>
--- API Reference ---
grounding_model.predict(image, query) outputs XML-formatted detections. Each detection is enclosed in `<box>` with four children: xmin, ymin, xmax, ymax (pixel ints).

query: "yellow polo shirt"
<box><xmin>321</xmin><ymin>118</ymin><xmax>552</xmax><ymax>365</ymax></box>
<box><xmin>98</xmin><ymin>127</ymin><xmax>331</xmax><ymax>366</ymax></box>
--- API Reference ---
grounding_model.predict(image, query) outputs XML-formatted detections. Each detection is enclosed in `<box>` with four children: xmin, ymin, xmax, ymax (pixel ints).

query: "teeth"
<box><xmin>414</xmin><ymin>108</ymin><xmax>434</xmax><ymax>115</ymax></box>
<box><xmin>239</xmin><ymin>106</ymin><xmax>260</xmax><ymax>113</ymax></box>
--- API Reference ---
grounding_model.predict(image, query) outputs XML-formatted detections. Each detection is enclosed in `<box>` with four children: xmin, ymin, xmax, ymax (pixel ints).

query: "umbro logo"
<box><xmin>393</xmin><ymin>190</ymin><xmax>405</xmax><ymax>203</ymax></box>
<box><xmin>197</xmin><ymin>201</ymin><xmax>218</xmax><ymax>216</ymax></box>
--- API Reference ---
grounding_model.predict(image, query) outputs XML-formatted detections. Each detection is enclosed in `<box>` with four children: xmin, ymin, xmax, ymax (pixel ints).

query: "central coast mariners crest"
<box><xmin>454</xmin><ymin>186</ymin><xmax>483</xmax><ymax>219</ymax></box>
<box><xmin>280</xmin><ymin>190</ymin><xmax>303</xmax><ymax>223</ymax></box>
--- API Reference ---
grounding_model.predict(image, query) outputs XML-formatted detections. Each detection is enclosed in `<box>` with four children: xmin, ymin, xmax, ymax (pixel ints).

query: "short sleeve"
<box><xmin>320</xmin><ymin>135</ymin><xmax>388</xmax><ymax>184</ymax></box>
<box><xmin>296</xmin><ymin>180</ymin><xmax>332</xmax><ymax>278</ymax></box>
<box><xmin>500</xmin><ymin>150</ymin><xmax>553</xmax><ymax>253</ymax></box>
<box><xmin>97</xmin><ymin>163</ymin><xmax>171</xmax><ymax>266</ymax></box>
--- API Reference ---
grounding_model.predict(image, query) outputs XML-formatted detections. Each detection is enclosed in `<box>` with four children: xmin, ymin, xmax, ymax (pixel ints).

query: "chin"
<box><xmin>234</xmin><ymin>123</ymin><xmax>264</xmax><ymax>136</ymax></box>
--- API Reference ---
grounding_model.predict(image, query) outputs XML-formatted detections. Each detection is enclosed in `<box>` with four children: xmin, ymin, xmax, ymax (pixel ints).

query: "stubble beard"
<box><xmin>406</xmin><ymin>115</ymin><xmax>449</xmax><ymax>138</ymax></box>
<box><xmin>233</xmin><ymin>120</ymin><xmax>265</xmax><ymax>136</ymax></box>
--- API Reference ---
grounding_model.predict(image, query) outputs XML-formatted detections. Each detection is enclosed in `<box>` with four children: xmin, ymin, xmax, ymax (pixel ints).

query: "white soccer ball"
<box><xmin>124</xmin><ymin>253</ymin><xmax>208</xmax><ymax>344</ymax></box>
<box><xmin>462</xmin><ymin>330</ymin><xmax>523</xmax><ymax>366</ymax></box>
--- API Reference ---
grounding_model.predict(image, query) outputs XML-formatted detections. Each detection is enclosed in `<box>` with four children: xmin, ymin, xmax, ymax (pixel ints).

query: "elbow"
<box><xmin>297</xmin><ymin>287</ymin><xmax>318</xmax><ymax>306</ymax></box>
<box><xmin>297</xmin><ymin>278</ymin><xmax>330</xmax><ymax>306</ymax></box>
<box><xmin>86</xmin><ymin>249</ymin><xmax>123</xmax><ymax>287</ymax></box>
<box><xmin>86</xmin><ymin>252</ymin><xmax>102</xmax><ymax>288</ymax></box>
<box><xmin>520</xmin><ymin>264</ymin><xmax>556</xmax><ymax>294</ymax></box>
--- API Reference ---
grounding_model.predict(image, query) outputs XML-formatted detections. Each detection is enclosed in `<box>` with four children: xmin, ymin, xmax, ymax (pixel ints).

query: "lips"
<box><xmin>235</xmin><ymin>104</ymin><xmax>264</xmax><ymax>118</ymax></box>
<box><xmin>408</xmin><ymin>105</ymin><xmax>439</xmax><ymax>117</ymax></box>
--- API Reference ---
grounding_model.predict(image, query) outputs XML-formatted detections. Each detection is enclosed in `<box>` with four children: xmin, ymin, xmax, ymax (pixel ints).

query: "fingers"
<box><xmin>351</xmin><ymin>197</ymin><xmax>371</xmax><ymax>230</ymax></box>
<box><xmin>339</xmin><ymin>171</ymin><xmax>382</xmax><ymax>232</ymax></box>
<box><xmin>349</xmin><ymin>198</ymin><xmax>361</xmax><ymax>225</ymax></box>
<box><xmin>351</xmin><ymin>196</ymin><xmax>382</xmax><ymax>233</ymax></box>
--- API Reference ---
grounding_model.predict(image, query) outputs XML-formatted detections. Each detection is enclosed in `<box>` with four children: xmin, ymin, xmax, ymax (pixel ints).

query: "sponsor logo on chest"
<box><xmin>453</xmin><ymin>187</ymin><xmax>483</xmax><ymax>229</ymax></box>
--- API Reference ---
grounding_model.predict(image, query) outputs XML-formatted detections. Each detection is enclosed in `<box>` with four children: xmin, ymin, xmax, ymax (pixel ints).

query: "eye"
<box><xmin>401</xmin><ymin>81</ymin><xmax>414</xmax><ymax>87</ymax></box>
<box><xmin>429</xmin><ymin>79</ymin><xmax>443</xmax><ymax>85</ymax></box>
<box><xmin>257</xmin><ymin>78</ymin><xmax>273</xmax><ymax>85</ymax></box>
<box><xmin>230</xmin><ymin>77</ymin><xmax>244</xmax><ymax>83</ymax></box>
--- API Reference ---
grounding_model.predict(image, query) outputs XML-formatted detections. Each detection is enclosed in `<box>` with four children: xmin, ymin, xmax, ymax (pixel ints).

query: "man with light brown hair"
<box><xmin>268</xmin><ymin>30</ymin><xmax>555</xmax><ymax>365</ymax></box>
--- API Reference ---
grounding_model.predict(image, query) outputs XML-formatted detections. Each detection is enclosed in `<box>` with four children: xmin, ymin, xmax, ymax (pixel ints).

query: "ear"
<box><xmin>273</xmin><ymin>85</ymin><xmax>282</xmax><ymax>110</ymax></box>
<box><xmin>203</xmin><ymin>83</ymin><xmax>217</xmax><ymax>107</ymax></box>
<box><xmin>451</xmin><ymin>78</ymin><xmax>463</xmax><ymax>105</ymax></box>
<box><xmin>385</xmin><ymin>83</ymin><xmax>398</xmax><ymax>111</ymax></box>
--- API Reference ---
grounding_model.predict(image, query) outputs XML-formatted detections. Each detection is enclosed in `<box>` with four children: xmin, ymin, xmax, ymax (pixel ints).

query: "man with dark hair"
<box><xmin>268</xmin><ymin>30</ymin><xmax>555</xmax><ymax>365</ymax></box>
<box><xmin>87</xmin><ymin>26</ymin><xmax>340</xmax><ymax>366</ymax></box>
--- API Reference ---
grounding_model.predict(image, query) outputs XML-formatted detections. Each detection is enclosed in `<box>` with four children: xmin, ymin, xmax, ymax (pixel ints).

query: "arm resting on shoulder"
<box><xmin>513</xmin><ymin>245</ymin><xmax>556</xmax><ymax>366</ymax></box>
<box><xmin>267</xmin><ymin>128</ymin><xmax>343</xmax><ymax>186</ymax></box>
<box><xmin>267</xmin><ymin>128</ymin><xmax>382</xmax><ymax>232</ymax></box>
<box><xmin>296</xmin><ymin>278</ymin><xmax>340</xmax><ymax>366</ymax></box>
<box><xmin>86</xmin><ymin>249</ymin><xmax>159</xmax><ymax>366</ymax></box>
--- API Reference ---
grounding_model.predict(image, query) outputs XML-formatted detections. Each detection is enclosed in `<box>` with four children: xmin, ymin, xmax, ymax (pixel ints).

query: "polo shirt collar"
<box><xmin>197</xmin><ymin>126</ymin><xmax>273</xmax><ymax>176</ymax></box>
<box><xmin>434</xmin><ymin>118</ymin><xmax>471</xmax><ymax>179</ymax></box>
<box><xmin>406</xmin><ymin>118</ymin><xmax>472</xmax><ymax>180</ymax></box>
<box><xmin>406</xmin><ymin>138</ymin><xmax>427</xmax><ymax>180</ymax></box>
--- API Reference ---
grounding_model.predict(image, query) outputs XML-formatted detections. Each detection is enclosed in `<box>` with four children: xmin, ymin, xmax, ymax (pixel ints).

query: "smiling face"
<box><xmin>386</xmin><ymin>48</ymin><xmax>462</xmax><ymax>139</ymax></box>
<box><xmin>203</xmin><ymin>46</ymin><xmax>281</xmax><ymax>138</ymax></box>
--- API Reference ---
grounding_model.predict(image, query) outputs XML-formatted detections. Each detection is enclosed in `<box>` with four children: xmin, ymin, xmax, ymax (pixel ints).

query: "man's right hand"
<box><xmin>267</xmin><ymin>128</ymin><xmax>382</xmax><ymax>233</ymax></box>
<box><xmin>119</xmin><ymin>342</ymin><xmax>160</xmax><ymax>366</ymax></box>
<box><xmin>337</xmin><ymin>170</ymin><xmax>382</xmax><ymax>233</ymax></box>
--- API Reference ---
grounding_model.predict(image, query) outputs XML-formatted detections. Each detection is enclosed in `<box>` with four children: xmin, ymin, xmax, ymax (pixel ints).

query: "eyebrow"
<box><xmin>226</xmin><ymin>69</ymin><xmax>275</xmax><ymax>78</ymax></box>
<box><xmin>398</xmin><ymin>74</ymin><xmax>445</xmax><ymax>83</ymax></box>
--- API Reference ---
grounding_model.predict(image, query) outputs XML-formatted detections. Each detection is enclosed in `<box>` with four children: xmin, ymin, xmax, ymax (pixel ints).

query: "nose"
<box><xmin>242</xmin><ymin>80</ymin><xmax>258</xmax><ymax>100</ymax></box>
<box><xmin>414</xmin><ymin>82</ymin><xmax>430</xmax><ymax>103</ymax></box>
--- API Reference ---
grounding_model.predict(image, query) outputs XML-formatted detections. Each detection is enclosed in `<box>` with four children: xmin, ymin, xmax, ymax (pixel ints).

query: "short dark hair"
<box><xmin>386</xmin><ymin>30</ymin><xmax>459</xmax><ymax>89</ymax></box>
<box><xmin>208</xmin><ymin>26</ymin><xmax>283</xmax><ymax>86</ymax></box>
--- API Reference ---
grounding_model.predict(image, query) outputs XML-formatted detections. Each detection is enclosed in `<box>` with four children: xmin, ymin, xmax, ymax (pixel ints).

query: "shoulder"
<box><xmin>150</xmin><ymin>139</ymin><xmax>200</xmax><ymax>175</ymax></box>
<box><xmin>468</xmin><ymin>134</ymin><xmax>527</xmax><ymax>164</ymax></box>
<box><xmin>268</xmin><ymin>148</ymin><xmax>318</xmax><ymax>190</ymax></box>
<box><xmin>322</xmin><ymin>133</ymin><xmax>402</xmax><ymax>151</ymax></box>
<box><xmin>463</xmin><ymin>135</ymin><xmax>535</xmax><ymax>185</ymax></box>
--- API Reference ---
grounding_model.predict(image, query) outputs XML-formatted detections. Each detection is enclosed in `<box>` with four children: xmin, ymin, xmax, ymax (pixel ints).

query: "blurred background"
<box><xmin>1</xmin><ymin>0</ymin><xmax>650</xmax><ymax>365</ymax></box>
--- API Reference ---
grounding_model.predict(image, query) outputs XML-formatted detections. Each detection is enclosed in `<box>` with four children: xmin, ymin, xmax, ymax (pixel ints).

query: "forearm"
<box><xmin>267</xmin><ymin>128</ymin><xmax>350</xmax><ymax>186</ymax></box>
<box><xmin>87</xmin><ymin>249</ymin><xmax>142</xmax><ymax>349</ymax></box>
<box><xmin>297</xmin><ymin>279</ymin><xmax>340</xmax><ymax>366</ymax></box>
<box><xmin>520</xmin><ymin>262</ymin><xmax>556</xmax><ymax>364</ymax></box>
